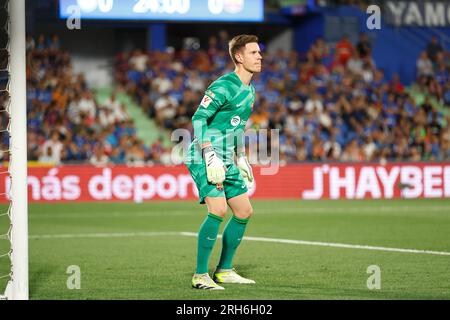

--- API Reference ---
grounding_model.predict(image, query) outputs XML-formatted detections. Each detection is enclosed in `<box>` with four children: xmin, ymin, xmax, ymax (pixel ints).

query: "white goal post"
<box><xmin>1</xmin><ymin>0</ymin><xmax>28</xmax><ymax>300</ymax></box>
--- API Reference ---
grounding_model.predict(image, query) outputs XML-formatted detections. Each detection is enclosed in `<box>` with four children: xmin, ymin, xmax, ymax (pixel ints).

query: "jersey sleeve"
<box><xmin>191</xmin><ymin>82</ymin><xmax>228</xmax><ymax>145</ymax></box>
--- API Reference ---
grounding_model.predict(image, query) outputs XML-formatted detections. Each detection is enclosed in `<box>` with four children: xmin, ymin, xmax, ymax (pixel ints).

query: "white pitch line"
<box><xmin>179</xmin><ymin>232</ymin><xmax>450</xmax><ymax>256</ymax></box>
<box><xmin>28</xmin><ymin>231</ymin><xmax>181</xmax><ymax>239</ymax></box>
<box><xmin>29</xmin><ymin>231</ymin><xmax>450</xmax><ymax>257</ymax></box>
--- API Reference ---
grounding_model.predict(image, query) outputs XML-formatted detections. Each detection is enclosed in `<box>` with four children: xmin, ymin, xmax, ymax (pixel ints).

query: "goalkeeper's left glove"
<box><xmin>237</xmin><ymin>154</ymin><xmax>254</xmax><ymax>189</ymax></box>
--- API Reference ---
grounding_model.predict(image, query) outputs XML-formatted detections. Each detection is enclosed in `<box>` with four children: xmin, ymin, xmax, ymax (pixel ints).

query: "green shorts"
<box><xmin>186</xmin><ymin>162</ymin><xmax>248</xmax><ymax>204</ymax></box>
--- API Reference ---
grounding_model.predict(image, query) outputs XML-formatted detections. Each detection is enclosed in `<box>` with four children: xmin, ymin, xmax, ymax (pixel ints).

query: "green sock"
<box><xmin>217</xmin><ymin>215</ymin><xmax>249</xmax><ymax>270</ymax></box>
<box><xmin>195</xmin><ymin>213</ymin><xmax>223</xmax><ymax>274</ymax></box>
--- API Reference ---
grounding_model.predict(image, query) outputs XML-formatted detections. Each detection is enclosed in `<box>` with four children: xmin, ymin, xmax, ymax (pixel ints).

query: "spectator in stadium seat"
<box><xmin>149</xmin><ymin>137</ymin><xmax>164</xmax><ymax>162</ymax></box>
<box><xmin>416</xmin><ymin>51</ymin><xmax>434</xmax><ymax>78</ymax></box>
<box><xmin>260</xmin><ymin>79</ymin><xmax>279</xmax><ymax>104</ymax></box>
<box><xmin>98</xmin><ymin>106</ymin><xmax>116</xmax><ymax>128</ymax></box>
<box><xmin>441</xmin><ymin>137</ymin><xmax>450</xmax><ymax>159</ymax></box>
<box><xmin>186</xmin><ymin>70</ymin><xmax>205</xmax><ymax>93</ymax></box>
<box><xmin>192</xmin><ymin>50</ymin><xmax>211</xmax><ymax>73</ymax></box>
<box><xmin>362</xmin><ymin>135</ymin><xmax>377</xmax><ymax>157</ymax></box>
<box><xmin>27</xmin><ymin>131</ymin><xmax>41</xmax><ymax>161</ymax></box>
<box><xmin>35</xmin><ymin>34</ymin><xmax>47</xmax><ymax>52</ymax></box>
<box><xmin>211</xmin><ymin>50</ymin><xmax>228</xmax><ymax>71</ymax></box>
<box><xmin>426</xmin><ymin>36</ymin><xmax>444</xmax><ymax>63</ymax></box>
<box><xmin>347</xmin><ymin>51</ymin><xmax>363</xmax><ymax>76</ymax></box>
<box><xmin>90</xmin><ymin>143</ymin><xmax>110</xmax><ymax>167</ymax></box>
<box><xmin>109</xmin><ymin>147</ymin><xmax>126</xmax><ymax>164</ymax></box>
<box><xmin>38</xmin><ymin>145</ymin><xmax>56</xmax><ymax>163</ymax></box>
<box><xmin>153</xmin><ymin>70</ymin><xmax>172</xmax><ymax>95</ymax></box>
<box><xmin>443</xmin><ymin>82</ymin><xmax>450</xmax><ymax>107</ymax></box>
<box><xmin>280</xmin><ymin>133</ymin><xmax>297</xmax><ymax>161</ymax></box>
<box><xmin>78</xmin><ymin>91</ymin><xmax>97</xmax><ymax>121</ymax></box>
<box><xmin>361</xmin><ymin>61</ymin><xmax>374</xmax><ymax>83</ymax></box>
<box><xmin>249</xmin><ymin>102</ymin><xmax>269</xmax><ymax>130</ymax></box>
<box><xmin>356</xmin><ymin>33</ymin><xmax>371</xmax><ymax>59</ymax></box>
<box><xmin>126</xmin><ymin>140</ymin><xmax>146</xmax><ymax>166</ymax></box>
<box><xmin>154</xmin><ymin>91</ymin><xmax>178</xmax><ymax>128</ymax></box>
<box><xmin>114</xmin><ymin>103</ymin><xmax>130</xmax><ymax>123</ymax></box>
<box><xmin>408</xmin><ymin>146</ymin><xmax>421</xmax><ymax>161</ymax></box>
<box><xmin>173</xmin><ymin>105</ymin><xmax>190</xmax><ymax>130</ymax></box>
<box><xmin>389</xmin><ymin>73</ymin><xmax>404</xmax><ymax>94</ymax></box>
<box><xmin>310</xmin><ymin>37</ymin><xmax>331</xmax><ymax>64</ymax></box>
<box><xmin>372</xmin><ymin>69</ymin><xmax>387</xmax><ymax>89</ymax></box>
<box><xmin>102</xmin><ymin>92</ymin><xmax>121</xmax><ymax>111</ymax></box>
<box><xmin>67</xmin><ymin>94</ymin><xmax>83</xmax><ymax>125</ymax></box>
<box><xmin>35</xmin><ymin>81</ymin><xmax>52</xmax><ymax>104</ymax></box>
<box><xmin>335</xmin><ymin>35</ymin><xmax>354</xmax><ymax>66</ymax></box>
<box><xmin>311</xmin><ymin>65</ymin><xmax>330</xmax><ymax>93</ymax></box>
<box><xmin>48</xmin><ymin>34</ymin><xmax>61</xmax><ymax>52</ymax></box>
<box><xmin>434</xmin><ymin>60</ymin><xmax>449</xmax><ymax>84</ymax></box>
<box><xmin>129</xmin><ymin>49</ymin><xmax>148</xmax><ymax>73</ymax></box>
<box><xmin>268</xmin><ymin>109</ymin><xmax>286</xmax><ymax>132</ymax></box>
<box><xmin>52</xmin><ymin>83</ymin><xmax>70</xmax><ymax>109</ymax></box>
<box><xmin>217</xmin><ymin>29</ymin><xmax>230</xmax><ymax>52</ymax></box>
<box><xmin>341</xmin><ymin>139</ymin><xmax>363</xmax><ymax>162</ymax></box>
<box><xmin>265</xmin><ymin>61</ymin><xmax>284</xmax><ymax>84</ymax></box>
<box><xmin>393</xmin><ymin>136</ymin><xmax>410</xmax><ymax>160</ymax></box>
<box><xmin>74</xmin><ymin>143</ymin><xmax>91</xmax><ymax>162</ymax></box>
<box><xmin>168</xmin><ymin>76</ymin><xmax>185</xmax><ymax>103</ymax></box>
<box><xmin>26</xmin><ymin>35</ymin><xmax>35</xmax><ymax>52</ymax></box>
<box><xmin>305</xmin><ymin>90</ymin><xmax>324</xmax><ymax>113</ymax></box>
<box><xmin>40</xmin><ymin>131</ymin><xmax>63</xmax><ymax>165</ymax></box>
<box><xmin>323</xmin><ymin>134</ymin><xmax>342</xmax><ymax>160</ymax></box>
<box><xmin>287</xmin><ymin>94</ymin><xmax>303</xmax><ymax>113</ymax></box>
<box><xmin>207</xmin><ymin>35</ymin><xmax>219</xmax><ymax>59</ymax></box>
<box><xmin>180</xmin><ymin>88</ymin><xmax>199</xmax><ymax>118</ymax></box>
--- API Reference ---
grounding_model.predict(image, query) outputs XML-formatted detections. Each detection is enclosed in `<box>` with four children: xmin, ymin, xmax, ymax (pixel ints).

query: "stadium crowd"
<box><xmin>115</xmin><ymin>32</ymin><xmax>450</xmax><ymax>164</ymax></box>
<box><xmin>9</xmin><ymin>32</ymin><xmax>448</xmax><ymax>165</ymax></box>
<box><xmin>23</xmin><ymin>34</ymin><xmax>161</xmax><ymax>166</ymax></box>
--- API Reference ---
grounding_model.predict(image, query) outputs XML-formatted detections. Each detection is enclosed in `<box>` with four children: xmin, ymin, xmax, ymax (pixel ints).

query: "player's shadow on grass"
<box><xmin>183</xmin><ymin>264</ymin><xmax>258</xmax><ymax>277</ymax></box>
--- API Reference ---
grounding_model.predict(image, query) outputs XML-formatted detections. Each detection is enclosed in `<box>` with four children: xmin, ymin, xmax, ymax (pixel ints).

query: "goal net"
<box><xmin>0</xmin><ymin>0</ymin><xmax>28</xmax><ymax>300</ymax></box>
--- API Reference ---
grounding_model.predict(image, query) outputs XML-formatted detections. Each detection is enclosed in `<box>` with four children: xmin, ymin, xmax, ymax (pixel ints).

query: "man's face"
<box><xmin>236</xmin><ymin>42</ymin><xmax>263</xmax><ymax>73</ymax></box>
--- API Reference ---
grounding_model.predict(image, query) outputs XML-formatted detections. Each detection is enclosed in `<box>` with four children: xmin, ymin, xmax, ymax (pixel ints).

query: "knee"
<box><xmin>235</xmin><ymin>205</ymin><xmax>253</xmax><ymax>220</ymax></box>
<box><xmin>209</xmin><ymin>204</ymin><xmax>228</xmax><ymax>218</ymax></box>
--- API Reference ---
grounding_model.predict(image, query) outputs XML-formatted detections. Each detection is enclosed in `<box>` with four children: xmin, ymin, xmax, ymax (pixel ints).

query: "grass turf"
<box><xmin>1</xmin><ymin>199</ymin><xmax>450</xmax><ymax>299</ymax></box>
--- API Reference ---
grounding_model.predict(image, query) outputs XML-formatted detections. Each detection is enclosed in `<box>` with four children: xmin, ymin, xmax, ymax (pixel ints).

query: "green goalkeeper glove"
<box><xmin>237</xmin><ymin>154</ymin><xmax>254</xmax><ymax>189</ymax></box>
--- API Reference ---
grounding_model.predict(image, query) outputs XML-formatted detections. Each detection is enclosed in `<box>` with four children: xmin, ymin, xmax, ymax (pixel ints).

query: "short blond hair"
<box><xmin>228</xmin><ymin>34</ymin><xmax>259</xmax><ymax>65</ymax></box>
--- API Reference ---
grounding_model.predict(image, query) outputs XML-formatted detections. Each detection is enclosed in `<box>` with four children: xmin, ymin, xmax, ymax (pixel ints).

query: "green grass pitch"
<box><xmin>1</xmin><ymin>199</ymin><xmax>450</xmax><ymax>299</ymax></box>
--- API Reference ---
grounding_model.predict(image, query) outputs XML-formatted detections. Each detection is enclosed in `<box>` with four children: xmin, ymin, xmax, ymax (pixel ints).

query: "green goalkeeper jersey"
<box><xmin>185</xmin><ymin>71</ymin><xmax>255</xmax><ymax>165</ymax></box>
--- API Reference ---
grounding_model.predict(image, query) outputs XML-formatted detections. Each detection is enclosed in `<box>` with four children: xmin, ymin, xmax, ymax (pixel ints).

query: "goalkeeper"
<box><xmin>184</xmin><ymin>35</ymin><xmax>262</xmax><ymax>290</ymax></box>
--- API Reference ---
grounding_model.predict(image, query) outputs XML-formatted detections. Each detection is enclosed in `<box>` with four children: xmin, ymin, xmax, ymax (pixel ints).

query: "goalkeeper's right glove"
<box><xmin>202</xmin><ymin>145</ymin><xmax>226</xmax><ymax>185</ymax></box>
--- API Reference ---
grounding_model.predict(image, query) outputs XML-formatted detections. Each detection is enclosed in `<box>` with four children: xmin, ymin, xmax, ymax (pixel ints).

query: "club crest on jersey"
<box><xmin>231</xmin><ymin>115</ymin><xmax>241</xmax><ymax>127</ymax></box>
<box><xmin>200</xmin><ymin>95</ymin><xmax>212</xmax><ymax>108</ymax></box>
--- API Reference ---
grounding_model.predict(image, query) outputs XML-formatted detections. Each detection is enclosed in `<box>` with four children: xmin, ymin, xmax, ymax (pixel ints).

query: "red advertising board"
<box><xmin>0</xmin><ymin>163</ymin><xmax>449</xmax><ymax>202</ymax></box>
